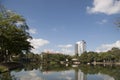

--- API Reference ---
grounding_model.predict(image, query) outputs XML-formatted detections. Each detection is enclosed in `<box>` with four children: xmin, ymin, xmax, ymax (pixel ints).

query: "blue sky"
<box><xmin>2</xmin><ymin>0</ymin><xmax>120</xmax><ymax>54</ymax></box>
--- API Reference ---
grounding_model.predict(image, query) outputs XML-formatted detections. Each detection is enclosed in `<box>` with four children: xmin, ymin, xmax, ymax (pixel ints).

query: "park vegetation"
<box><xmin>0</xmin><ymin>6</ymin><xmax>120</xmax><ymax>66</ymax></box>
<box><xmin>79</xmin><ymin>47</ymin><xmax>120</xmax><ymax>64</ymax></box>
<box><xmin>0</xmin><ymin>6</ymin><xmax>32</xmax><ymax>63</ymax></box>
<box><xmin>27</xmin><ymin>47</ymin><xmax>120</xmax><ymax>65</ymax></box>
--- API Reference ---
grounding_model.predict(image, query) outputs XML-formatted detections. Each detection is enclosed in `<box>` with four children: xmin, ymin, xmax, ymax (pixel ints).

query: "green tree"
<box><xmin>79</xmin><ymin>52</ymin><xmax>88</xmax><ymax>63</ymax></box>
<box><xmin>110</xmin><ymin>47</ymin><xmax>120</xmax><ymax>62</ymax></box>
<box><xmin>115</xmin><ymin>18</ymin><xmax>120</xmax><ymax>28</ymax></box>
<box><xmin>0</xmin><ymin>8</ymin><xmax>32</xmax><ymax>62</ymax></box>
<box><xmin>79</xmin><ymin>52</ymin><xmax>98</xmax><ymax>63</ymax></box>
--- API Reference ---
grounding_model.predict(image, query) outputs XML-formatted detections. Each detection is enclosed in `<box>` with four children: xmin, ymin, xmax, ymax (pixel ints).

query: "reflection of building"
<box><xmin>75</xmin><ymin>40</ymin><xmax>86</xmax><ymax>56</ymax></box>
<box><xmin>75</xmin><ymin>69</ymin><xmax>86</xmax><ymax>80</ymax></box>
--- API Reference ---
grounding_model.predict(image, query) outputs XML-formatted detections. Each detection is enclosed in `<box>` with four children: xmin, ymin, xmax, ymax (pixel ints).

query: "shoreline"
<box><xmin>0</xmin><ymin>62</ymin><xmax>23</xmax><ymax>73</ymax></box>
<box><xmin>92</xmin><ymin>62</ymin><xmax>120</xmax><ymax>65</ymax></box>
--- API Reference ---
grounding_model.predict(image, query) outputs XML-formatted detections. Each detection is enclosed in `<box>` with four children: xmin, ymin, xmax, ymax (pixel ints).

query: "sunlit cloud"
<box><xmin>29</xmin><ymin>28</ymin><xmax>37</xmax><ymax>34</ymax></box>
<box><xmin>87</xmin><ymin>0</ymin><xmax>120</xmax><ymax>15</ymax></box>
<box><xmin>96</xmin><ymin>40</ymin><xmax>120</xmax><ymax>52</ymax></box>
<box><xmin>16</xmin><ymin>21</ymin><xmax>24</xmax><ymax>25</ymax></box>
<box><xmin>43</xmin><ymin>49</ymin><xmax>56</xmax><ymax>53</ymax></box>
<box><xmin>42</xmin><ymin>44</ymin><xmax>74</xmax><ymax>55</ymax></box>
<box><xmin>57</xmin><ymin>44</ymin><xmax>74</xmax><ymax>55</ymax></box>
<box><xmin>58</xmin><ymin>44</ymin><xmax>72</xmax><ymax>48</ymax></box>
<box><xmin>28</xmin><ymin>38</ymin><xmax>50</xmax><ymax>53</ymax></box>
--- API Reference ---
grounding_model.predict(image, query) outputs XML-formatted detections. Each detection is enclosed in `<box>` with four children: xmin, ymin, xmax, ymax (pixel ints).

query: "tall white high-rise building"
<box><xmin>75</xmin><ymin>40</ymin><xmax>86</xmax><ymax>56</ymax></box>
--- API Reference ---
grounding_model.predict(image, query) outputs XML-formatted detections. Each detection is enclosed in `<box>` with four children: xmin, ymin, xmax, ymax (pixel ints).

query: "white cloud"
<box><xmin>61</xmin><ymin>48</ymin><xmax>74</xmax><ymax>55</ymax></box>
<box><xmin>96</xmin><ymin>40</ymin><xmax>120</xmax><ymax>52</ymax></box>
<box><xmin>97</xmin><ymin>19</ymin><xmax>108</xmax><ymax>24</ymax></box>
<box><xmin>87</xmin><ymin>0</ymin><xmax>120</xmax><ymax>15</ymax></box>
<box><xmin>43</xmin><ymin>49</ymin><xmax>55</xmax><ymax>53</ymax></box>
<box><xmin>16</xmin><ymin>21</ymin><xmax>24</xmax><ymax>25</ymax></box>
<box><xmin>58</xmin><ymin>44</ymin><xmax>72</xmax><ymax>48</ymax></box>
<box><xmin>29</xmin><ymin>28</ymin><xmax>37</xmax><ymax>34</ymax></box>
<box><xmin>43</xmin><ymin>48</ymin><xmax>74</xmax><ymax>55</ymax></box>
<box><xmin>28</xmin><ymin>38</ymin><xmax>49</xmax><ymax>53</ymax></box>
<box><xmin>58</xmin><ymin>44</ymin><xmax>74</xmax><ymax>55</ymax></box>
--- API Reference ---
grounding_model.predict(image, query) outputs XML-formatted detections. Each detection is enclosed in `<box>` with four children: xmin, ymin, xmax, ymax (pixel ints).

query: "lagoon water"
<box><xmin>0</xmin><ymin>63</ymin><xmax>120</xmax><ymax>80</ymax></box>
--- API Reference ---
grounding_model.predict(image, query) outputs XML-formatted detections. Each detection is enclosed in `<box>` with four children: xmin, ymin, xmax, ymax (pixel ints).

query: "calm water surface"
<box><xmin>0</xmin><ymin>63</ymin><xmax>120</xmax><ymax>80</ymax></box>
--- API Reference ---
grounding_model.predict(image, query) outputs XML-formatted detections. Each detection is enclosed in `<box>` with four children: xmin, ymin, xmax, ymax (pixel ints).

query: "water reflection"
<box><xmin>75</xmin><ymin>69</ymin><xmax>86</xmax><ymax>80</ymax></box>
<box><xmin>0</xmin><ymin>72</ymin><xmax>13</xmax><ymax>80</ymax></box>
<box><xmin>0</xmin><ymin>63</ymin><xmax>120</xmax><ymax>80</ymax></box>
<box><xmin>11</xmin><ymin>69</ymin><xmax>44</xmax><ymax>80</ymax></box>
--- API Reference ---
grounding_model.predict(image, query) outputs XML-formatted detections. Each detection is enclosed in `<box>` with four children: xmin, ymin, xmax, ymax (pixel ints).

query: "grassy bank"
<box><xmin>0</xmin><ymin>65</ymin><xmax>8</xmax><ymax>73</ymax></box>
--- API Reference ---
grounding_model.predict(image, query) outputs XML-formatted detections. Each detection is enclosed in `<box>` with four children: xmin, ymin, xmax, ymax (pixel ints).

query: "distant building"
<box><xmin>75</xmin><ymin>40</ymin><xmax>86</xmax><ymax>56</ymax></box>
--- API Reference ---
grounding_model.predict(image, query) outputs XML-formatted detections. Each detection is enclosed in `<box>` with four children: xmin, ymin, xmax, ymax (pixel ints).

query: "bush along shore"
<box><xmin>0</xmin><ymin>65</ymin><xmax>8</xmax><ymax>73</ymax></box>
<box><xmin>0</xmin><ymin>62</ymin><xmax>23</xmax><ymax>73</ymax></box>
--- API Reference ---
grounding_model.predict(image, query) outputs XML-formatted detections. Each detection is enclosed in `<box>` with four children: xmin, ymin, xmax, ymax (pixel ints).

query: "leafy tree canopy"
<box><xmin>0</xmin><ymin>7</ymin><xmax>33</xmax><ymax>62</ymax></box>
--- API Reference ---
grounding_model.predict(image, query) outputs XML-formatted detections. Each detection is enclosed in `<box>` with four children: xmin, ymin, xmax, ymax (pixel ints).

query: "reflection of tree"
<box><xmin>99</xmin><ymin>66</ymin><xmax>120</xmax><ymax>80</ymax></box>
<box><xmin>23</xmin><ymin>63</ymin><xmax>120</xmax><ymax>80</ymax></box>
<box><xmin>41</xmin><ymin>63</ymin><xmax>71</xmax><ymax>72</ymax></box>
<box><xmin>79</xmin><ymin>65</ymin><xmax>100</xmax><ymax>74</ymax></box>
<box><xmin>80</xmin><ymin>65</ymin><xmax>120</xmax><ymax>80</ymax></box>
<box><xmin>23</xmin><ymin>63</ymin><xmax>40</xmax><ymax>71</ymax></box>
<box><xmin>0</xmin><ymin>64</ymin><xmax>120</xmax><ymax>80</ymax></box>
<box><xmin>22</xmin><ymin>62</ymin><xmax>70</xmax><ymax>72</ymax></box>
<box><xmin>0</xmin><ymin>72</ymin><xmax>12</xmax><ymax>80</ymax></box>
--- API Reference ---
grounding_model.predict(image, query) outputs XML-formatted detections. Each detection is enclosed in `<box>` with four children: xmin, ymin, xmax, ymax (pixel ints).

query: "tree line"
<box><xmin>79</xmin><ymin>47</ymin><xmax>120</xmax><ymax>64</ymax></box>
<box><xmin>15</xmin><ymin>47</ymin><xmax>120</xmax><ymax>64</ymax></box>
<box><xmin>33</xmin><ymin>47</ymin><xmax>120</xmax><ymax>64</ymax></box>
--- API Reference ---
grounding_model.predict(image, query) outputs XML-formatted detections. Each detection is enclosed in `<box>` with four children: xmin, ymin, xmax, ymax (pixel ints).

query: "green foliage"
<box><xmin>0</xmin><ymin>8</ymin><xmax>32</xmax><ymax>62</ymax></box>
<box><xmin>80</xmin><ymin>65</ymin><xmax>120</xmax><ymax>80</ymax></box>
<box><xmin>79</xmin><ymin>48</ymin><xmax>120</xmax><ymax>63</ymax></box>
<box><xmin>0</xmin><ymin>65</ymin><xmax>8</xmax><ymax>72</ymax></box>
<box><xmin>98</xmin><ymin>47</ymin><xmax>120</xmax><ymax>62</ymax></box>
<box><xmin>41</xmin><ymin>52</ymin><xmax>72</xmax><ymax>64</ymax></box>
<box><xmin>0</xmin><ymin>72</ymin><xmax>13</xmax><ymax>80</ymax></box>
<box><xmin>115</xmin><ymin>18</ymin><xmax>120</xmax><ymax>28</ymax></box>
<box><xmin>79</xmin><ymin>52</ymin><xmax>98</xmax><ymax>63</ymax></box>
